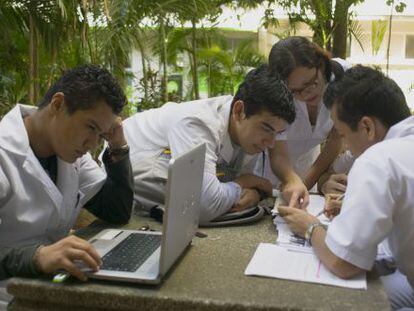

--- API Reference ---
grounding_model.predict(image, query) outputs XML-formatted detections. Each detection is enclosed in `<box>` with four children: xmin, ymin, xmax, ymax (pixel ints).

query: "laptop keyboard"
<box><xmin>101</xmin><ymin>233</ymin><xmax>161</xmax><ymax>272</ymax></box>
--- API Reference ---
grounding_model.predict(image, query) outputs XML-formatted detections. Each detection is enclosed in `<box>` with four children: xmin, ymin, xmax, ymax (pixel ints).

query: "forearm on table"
<box><xmin>311</xmin><ymin>227</ymin><xmax>363</xmax><ymax>279</ymax></box>
<box><xmin>199</xmin><ymin>173</ymin><xmax>241</xmax><ymax>223</ymax></box>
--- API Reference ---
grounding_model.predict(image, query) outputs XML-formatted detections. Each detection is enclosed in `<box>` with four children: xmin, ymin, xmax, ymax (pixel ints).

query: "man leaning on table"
<box><xmin>278</xmin><ymin>65</ymin><xmax>414</xmax><ymax>311</ymax></box>
<box><xmin>123</xmin><ymin>65</ymin><xmax>296</xmax><ymax>224</ymax></box>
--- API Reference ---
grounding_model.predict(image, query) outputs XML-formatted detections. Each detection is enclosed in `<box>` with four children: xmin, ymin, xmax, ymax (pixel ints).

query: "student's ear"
<box><xmin>360</xmin><ymin>116</ymin><xmax>376</xmax><ymax>141</ymax></box>
<box><xmin>49</xmin><ymin>92</ymin><xmax>66</xmax><ymax>116</ymax></box>
<box><xmin>232</xmin><ymin>100</ymin><xmax>246</xmax><ymax>121</ymax></box>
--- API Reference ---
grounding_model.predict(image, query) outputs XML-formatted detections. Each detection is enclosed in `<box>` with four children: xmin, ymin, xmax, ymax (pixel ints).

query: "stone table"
<box><xmin>7</xmin><ymin>215</ymin><xmax>390</xmax><ymax>310</ymax></box>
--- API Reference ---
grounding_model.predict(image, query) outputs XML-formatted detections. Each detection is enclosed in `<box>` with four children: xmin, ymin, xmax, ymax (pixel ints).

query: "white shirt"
<box><xmin>123</xmin><ymin>96</ymin><xmax>258</xmax><ymax>223</ymax></box>
<box><xmin>326</xmin><ymin>116</ymin><xmax>414</xmax><ymax>289</ymax></box>
<box><xmin>0</xmin><ymin>105</ymin><xmax>106</xmax><ymax>247</ymax></box>
<box><xmin>278</xmin><ymin>59</ymin><xmax>351</xmax><ymax>171</ymax></box>
<box><xmin>257</xmin><ymin>59</ymin><xmax>351</xmax><ymax>185</ymax></box>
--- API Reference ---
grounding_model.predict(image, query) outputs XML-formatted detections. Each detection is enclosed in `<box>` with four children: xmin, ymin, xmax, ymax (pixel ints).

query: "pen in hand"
<box><xmin>316</xmin><ymin>193</ymin><xmax>345</xmax><ymax>217</ymax></box>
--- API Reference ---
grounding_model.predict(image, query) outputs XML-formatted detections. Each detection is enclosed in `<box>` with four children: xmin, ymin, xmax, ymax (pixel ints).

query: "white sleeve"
<box><xmin>167</xmin><ymin>117</ymin><xmax>242</xmax><ymax>223</ymax></box>
<box><xmin>199</xmin><ymin>172</ymin><xmax>242</xmax><ymax>224</ymax></box>
<box><xmin>325</xmin><ymin>158</ymin><xmax>395</xmax><ymax>270</ymax></box>
<box><xmin>167</xmin><ymin>117</ymin><xmax>218</xmax><ymax>174</ymax></box>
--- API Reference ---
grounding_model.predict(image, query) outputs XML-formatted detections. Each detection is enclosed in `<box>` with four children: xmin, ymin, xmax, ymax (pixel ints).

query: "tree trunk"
<box><xmin>160</xmin><ymin>17</ymin><xmax>168</xmax><ymax>104</ymax></box>
<box><xmin>80</xmin><ymin>2</ymin><xmax>93</xmax><ymax>62</ymax></box>
<box><xmin>190</xmin><ymin>19</ymin><xmax>199</xmax><ymax>99</ymax></box>
<box><xmin>137</xmin><ymin>39</ymin><xmax>149</xmax><ymax>104</ymax></box>
<box><xmin>332</xmin><ymin>0</ymin><xmax>349</xmax><ymax>58</ymax></box>
<box><xmin>80</xmin><ymin>3</ymin><xmax>88</xmax><ymax>49</ymax></box>
<box><xmin>29</xmin><ymin>14</ymin><xmax>39</xmax><ymax>105</ymax></box>
<box><xmin>386</xmin><ymin>0</ymin><xmax>394</xmax><ymax>75</ymax></box>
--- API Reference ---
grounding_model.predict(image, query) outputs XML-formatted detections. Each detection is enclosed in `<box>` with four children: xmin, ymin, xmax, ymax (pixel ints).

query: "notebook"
<box><xmin>85</xmin><ymin>143</ymin><xmax>206</xmax><ymax>284</ymax></box>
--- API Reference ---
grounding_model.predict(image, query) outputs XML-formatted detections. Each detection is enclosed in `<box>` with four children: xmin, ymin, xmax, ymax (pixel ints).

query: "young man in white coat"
<box><xmin>278</xmin><ymin>66</ymin><xmax>414</xmax><ymax>310</ymax></box>
<box><xmin>123</xmin><ymin>66</ymin><xmax>296</xmax><ymax>224</ymax></box>
<box><xmin>0</xmin><ymin>65</ymin><xmax>133</xmax><ymax>307</ymax></box>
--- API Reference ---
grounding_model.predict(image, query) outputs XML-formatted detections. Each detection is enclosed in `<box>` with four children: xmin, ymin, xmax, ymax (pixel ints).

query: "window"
<box><xmin>406</xmin><ymin>35</ymin><xmax>414</xmax><ymax>59</ymax></box>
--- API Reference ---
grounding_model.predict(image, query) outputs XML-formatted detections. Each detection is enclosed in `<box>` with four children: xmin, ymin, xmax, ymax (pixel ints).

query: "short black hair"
<box><xmin>38</xmin><ymin>64</ymin><xmax>126</xmax><ymax>114</ymax></box>
<box><xmin>324</xmin><ymin>65</ymin><xmax>410</xmax><ymax>130</ymax></box>
<box><xmin>268</xmin><ymin>36</ymin><xmax>334</xmax><ymax>83</ymax></box>
<box><xmin>232</xmin><ymin>65</ymin><xmax>295</xmax><ymax>123</ymax></box>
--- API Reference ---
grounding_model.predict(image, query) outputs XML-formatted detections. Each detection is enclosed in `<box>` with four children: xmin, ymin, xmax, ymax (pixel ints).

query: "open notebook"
<box><xmin>245</xmin><ymin>194</ymin><xmax>367</xmax><ymax>290</ymax></box>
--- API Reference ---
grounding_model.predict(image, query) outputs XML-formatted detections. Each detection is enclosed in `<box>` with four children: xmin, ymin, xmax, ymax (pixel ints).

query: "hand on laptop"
<box><xmin>231</xmin><ymin>188</ymin><xmax>260</xmax><ymax>212</ymax></box>
<box><xmin>35</xmin><ymin>235</ymin><xmax>102</xmax><ymax>281</ymax></box>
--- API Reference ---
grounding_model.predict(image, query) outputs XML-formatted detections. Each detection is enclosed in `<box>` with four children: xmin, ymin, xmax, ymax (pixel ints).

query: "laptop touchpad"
<box><xmin>90</xmin><ymin>239</ymin><xmax>115</xmax><ymax>253</ymax></box>
<box><xmin>99</xmin><ymin>229</ymin><xmax>123</xmax><ymax>240</ymax></box>
<box><xmin>90</xmin><ymin>230</ymin><xmax>124</xmax><ymax>253</ymax></box>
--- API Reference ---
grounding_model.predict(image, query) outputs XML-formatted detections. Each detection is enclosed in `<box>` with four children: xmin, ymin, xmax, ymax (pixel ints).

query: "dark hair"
<box><xmin>38</xmin><ymin>64</ymin><xmax>126</xmax><ymax>114</ymax></box>
<box><xmin>232</xmin><ymin>65</ymin><xmax>295</xmax><ymax>123</ymax></box>
<box><xmin>268</xmin><ymin>36</ymin><xmax>337</xmax><ymax>83</ymax></box>
<box><xmin>324</xmin><ymin>65</ymin><xmax>410</xmax><ymax>130</ymax></box>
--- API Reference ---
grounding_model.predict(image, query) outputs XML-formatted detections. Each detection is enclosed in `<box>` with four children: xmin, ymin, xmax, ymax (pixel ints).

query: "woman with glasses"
<box><xmin>257</xmin><ymin>36</ymin><xmax>350</xmax><ymax>207</ymax></box>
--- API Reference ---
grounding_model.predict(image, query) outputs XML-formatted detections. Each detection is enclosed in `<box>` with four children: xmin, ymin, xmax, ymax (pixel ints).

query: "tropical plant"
<box><xmin>231</xmin><ymin>0</ymin><xmax>366</xmax><ymax>58</ymax></box>
<box><xmin>371</xmin><ymin>20</ymin><xmax>388</xmax><ymax>56</ymax></box>
<box><xmin>347</xmin><ymin>18</ymin><xmax>365</xmax><ymax>53</ymax></box>
<box><xmin>197</xmin><ymin>38</ymin><xmax>265</xmax><ymax>96</ymax></box>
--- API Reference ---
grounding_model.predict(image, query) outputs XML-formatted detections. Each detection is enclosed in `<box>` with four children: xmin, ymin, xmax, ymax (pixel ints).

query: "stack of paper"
<box><xmin>245</xmin><ymin>195</ymin><xmax>367</xmax><ymax>290</ymax></box>
<box><xmin>245</xmin><ymin>243</ymin><xmax>367</xmax><ymax>289</ymax></box>
<box><xmin>274</xmin><ymin>195</ymin><xmax>329</xmax><ymax>250</ymax></box>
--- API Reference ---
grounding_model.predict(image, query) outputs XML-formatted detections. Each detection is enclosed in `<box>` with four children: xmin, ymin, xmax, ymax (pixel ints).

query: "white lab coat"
<box><xmin>0</xmin><ymin>105</ymin><xmax>106</xmax><ymax>248</ymax></box>
<box><xmin>256</xmin><ymin>58</ymin><xmax>351</xmax><ymax>187</ymax></box>
<box><xmin>326</xmin><ymin>116</ymin><xmax>414</xmax><ymax>290</ymax></box>
<box><xmin>123</xmin><ymin>96</ymin><xmax>258</xmax><ymax>222</ymax></box>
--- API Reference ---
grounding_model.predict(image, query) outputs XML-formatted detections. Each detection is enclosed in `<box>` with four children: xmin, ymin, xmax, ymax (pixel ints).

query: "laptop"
<box><xmin>86</xmin><ymin>143</ymin><xmax>206</xmax><ymax>284</ymax></box>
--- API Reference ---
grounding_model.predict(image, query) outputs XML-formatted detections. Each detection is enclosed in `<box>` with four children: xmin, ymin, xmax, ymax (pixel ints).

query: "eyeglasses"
<box><xmin>290</xmin><ymin>68</ymin><xmax>320</xmax><ymax>97</ymax></box>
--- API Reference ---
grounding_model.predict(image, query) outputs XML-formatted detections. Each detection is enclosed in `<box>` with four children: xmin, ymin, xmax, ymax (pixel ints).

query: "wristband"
<box><xmin>107</xmin><ymin>144</ymin><xmax>130</xmax><ymax>157</ymax></box>
<box><xmin>305</xmin><ymin>222</ymin><xmax>328</xmax><ymax>246</ymax></box>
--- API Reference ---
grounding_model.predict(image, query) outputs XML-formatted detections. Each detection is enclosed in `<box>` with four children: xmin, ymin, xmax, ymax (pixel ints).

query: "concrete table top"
<box><xmin>7</xmin><ymin>215</ymin><xmax>390</xmax><ymax>311</ymax></box>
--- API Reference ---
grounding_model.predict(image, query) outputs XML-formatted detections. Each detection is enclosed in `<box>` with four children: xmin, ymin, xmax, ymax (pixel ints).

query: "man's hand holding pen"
<box><xmin>322</xmin><ymin>193</ymin><xmax>344</xmax><ymax>219</ymax></box>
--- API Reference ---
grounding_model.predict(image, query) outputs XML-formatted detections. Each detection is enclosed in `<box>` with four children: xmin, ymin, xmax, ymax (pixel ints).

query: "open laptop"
<box><xmin>86</xmin><ymin>143</ymin><xmax>206</xmax><ymax>284</ymax></box>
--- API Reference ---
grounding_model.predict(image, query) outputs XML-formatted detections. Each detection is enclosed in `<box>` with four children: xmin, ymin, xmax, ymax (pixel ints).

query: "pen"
<box><xmin>316</xmin><ymin>193</ymin><xmax>345</xmax><ymax>217</ymax></box>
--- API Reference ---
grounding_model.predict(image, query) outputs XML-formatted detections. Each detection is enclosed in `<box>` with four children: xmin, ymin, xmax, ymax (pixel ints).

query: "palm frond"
<box><xmin>348</xmin><ymin>19</ymin><xmax>365</xmax><ymax>52</ymax></box>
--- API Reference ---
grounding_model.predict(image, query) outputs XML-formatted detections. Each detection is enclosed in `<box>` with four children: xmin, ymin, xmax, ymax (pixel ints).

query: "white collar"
<box><xmin>384</xmin><ymin>116</ymin><xmax>414</xmax><ymax>140</ymax></box>
<box><xmin>0</xmin><ymin>104</ymin><xmax>37</xmax><ymax>158</ymax></box>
